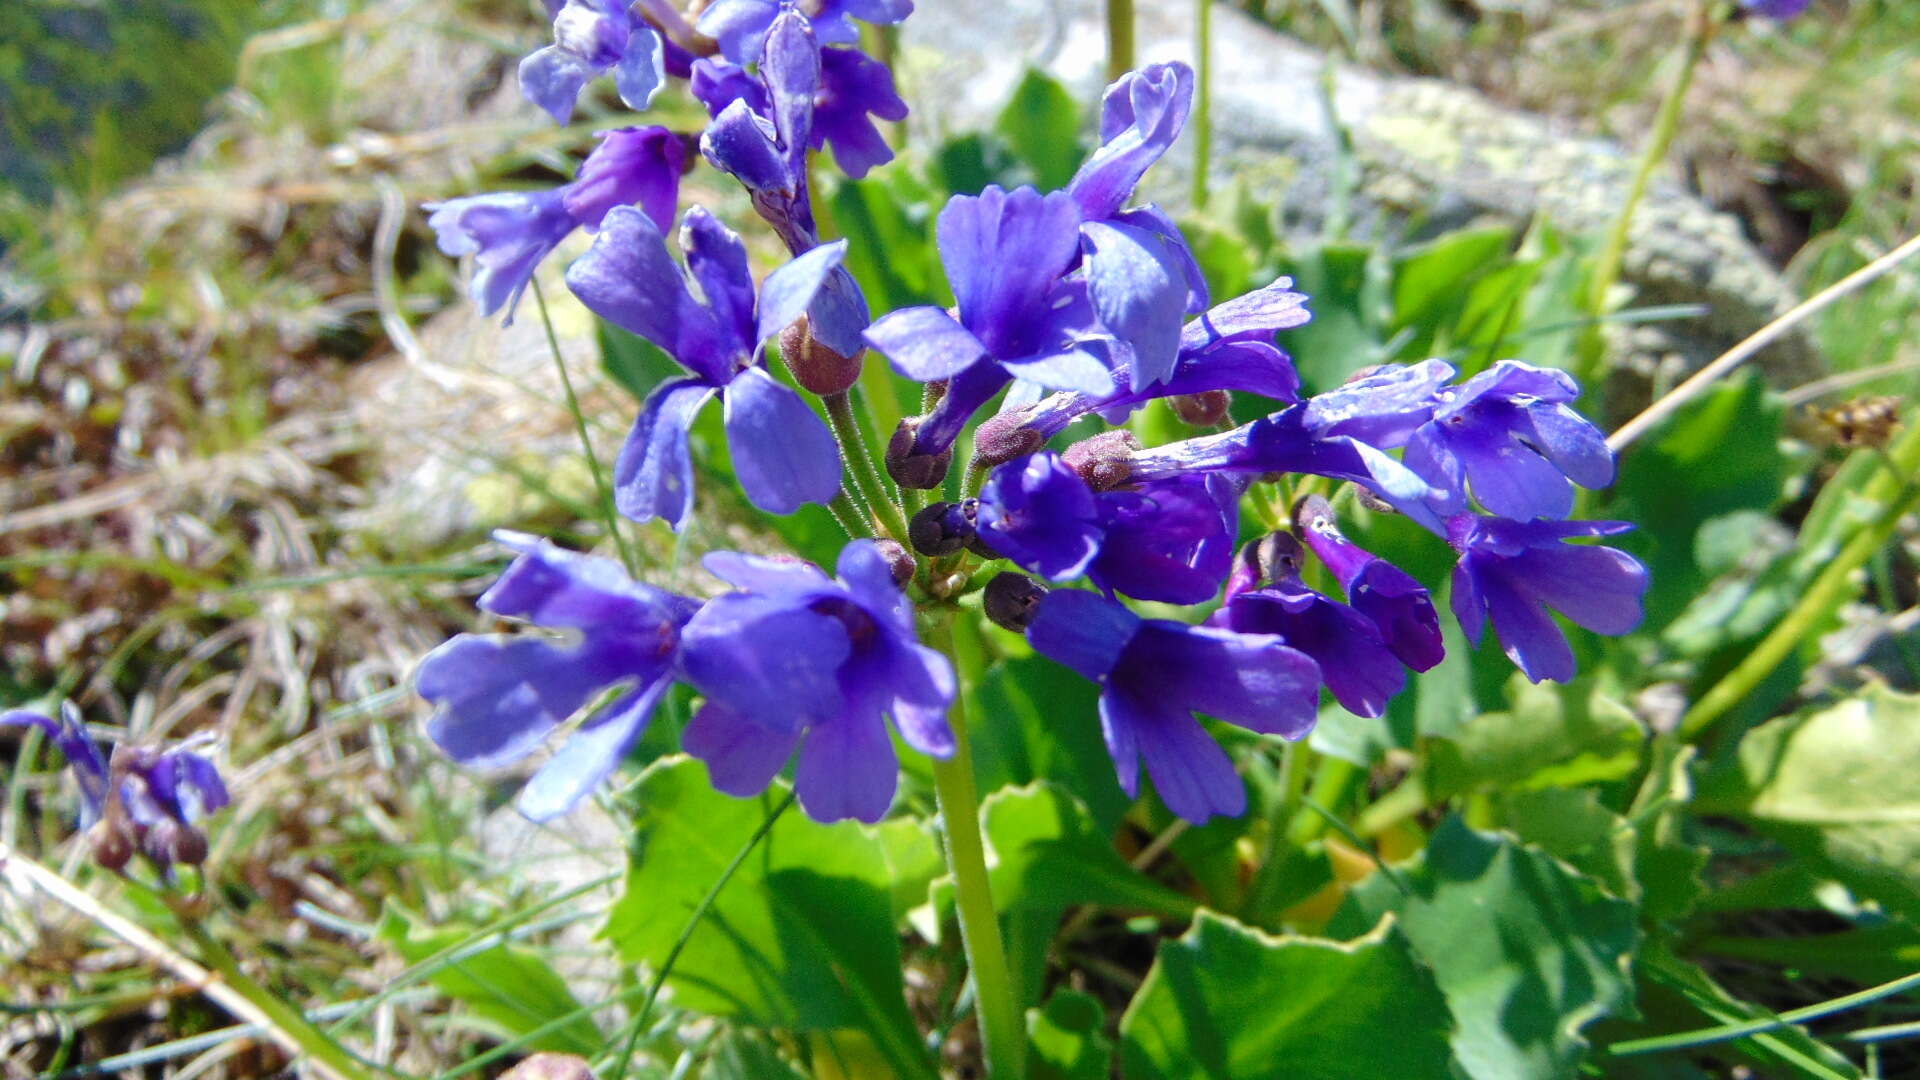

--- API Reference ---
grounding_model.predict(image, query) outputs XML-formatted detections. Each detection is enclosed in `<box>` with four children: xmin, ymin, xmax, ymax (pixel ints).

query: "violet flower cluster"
<box><xmin>416</xmin><ymin>0</ymin><xmax>1647</xmax><ymax>828</ymax></box>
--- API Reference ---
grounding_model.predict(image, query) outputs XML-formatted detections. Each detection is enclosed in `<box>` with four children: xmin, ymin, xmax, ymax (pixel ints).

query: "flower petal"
<box><xmin>611</xmin><ymin>25</ymin><xmax>666</xmax><ymax>111</ymax></box>
<box><xmin>1110</xmin><ymin>689</ymin><xmax>1246</xmax><ymax>824</ymax></box>
<box><xmin>516</xmin><ymin>678</ymin><xmax>668</xmax><ymax>821</ymax></box>
<box><xmin>1000</xmin><ymin>348</ymin><xmax>1116</xmax><ymax>395</ymax></box>
<box><xmin>683</xmin><ymin>699</ymin><xmax>802</xmax><ymax>798</ymax></box>
<box><xmin>566</xmin><ymin>207</ymin><xmax>708</xmax><ymax>370</ymax></box>
<box><xmin>1130</xmin><ymin>621</ymin><xmax>1323</xmax><ymax>736</ymax></box>
<box><xmin>1082</xmin><ymin>220</ymin><xmax>1188</xmax><ymax>390</ymax></box>
<box><xmin>864</xmin><ymin>306</ymin><xmax>989</xmax><ymax>381</ymax></box>
<box><xmin>794</xmin><ymin>708</ymin><xmax>898</xmax><ymax>823</ymax></box>
<box><xmin>756</xmin><ymin>241</ymin><xmax>849</xmax><ymax>351</ymax></box>
<box><xmin>681</xmin><ymin>594</ymin><xmax>851</xmax><ymax>731</ymax></box>
<box><xmin>937</xmin><ymin>185</ymin><xmax>1084</xmax><ymax>358</ymax></box>
<box><xmin>613</xmin><ymin>378</ymin><xmax>716</xmax><ymax>528</ymax></box>
<box><xmin>723</xmin><ymin>367</ymin><xmax>843</xmax><ymax>514</ymax></box>
<box><xmin>1028</xmin><ymin>589</ymin><xmax>1140</xmax><ymax>683</ymax></box>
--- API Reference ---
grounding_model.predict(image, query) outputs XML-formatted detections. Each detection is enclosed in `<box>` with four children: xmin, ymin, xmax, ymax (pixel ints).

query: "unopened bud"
<box><xmin>1292</xmin><ymin>493</ymin><xmax>1337</xmax><ymax>536</ymax></box>
<box><xmin>779</xmin><ymin>317</ymin><xmax>863</xmax><ymax>396</ymax></box>
<box><xmin>169</xmin><ymin>825</ymin><xmax>210</xmax><ymax>867</ymax></box>
<box><xmin>89</xmin><ymin>821</ymin><xmax>135</xmax><ymax>872</ymax></box>
<box><xmin>871</xmin><ymin>538</ymin><xmax>916</xmax><ymax>587</ymax></box>
<box><xmin>1062</xmin><ymin>430</ymin><xmax>1140</xmax><ymax>491</ymax></box>
<box><xmin>970</xmin><ymin>412</ymin><xmax>1047</xmax><ymax>471</ymax></box>
<box><xmin>983</xmin><ymin>573</ymin><xmax>1048</xmax><ymax>632</ymax></box>
<box><xmin>908</xmin><ymin>500</ymin><xmax>977</xmax><ymax>557</ymax></box>
<box><xmin>1353</xmin><ymin>486</ymin><xmax>1397</xmax><ymax>514</ymax></box>
<box><xmin>1169</xmin><ymin>390</ymin><xmax>1231</xmax><ymax>427</ymax></box>
<box><xmin>1228</xmin><ymin>531</ymin><xmax>1305</xmax><ymax>601</ymax></box>
<box><xmin>886</xmin><ymin>418</ymin><xmax>953</xmax><ymax>490</ymax></box>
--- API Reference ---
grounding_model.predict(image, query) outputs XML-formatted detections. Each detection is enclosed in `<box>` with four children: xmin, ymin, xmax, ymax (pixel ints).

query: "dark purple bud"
<box><xmin>908</xmin><ymin>500</ymin><xmax>978</xmax><ymax>557</ymax></box>
<box><xmin>1225</xmin><ymin>531</ymin><xmax>1304</xmax><ymax>604</ymax></box>
<box><xmin>169</xmin><ymin>824</ymin><xmax>210</xmax><ymax>867</ymax></box>
<box><xmin>983</xmin><ymin>572</ymin><xmax>1048</xmax><ymax>632</ymax></box>
<box><xmin>887</xmin><ymin>417</ymin><xmax>954</xmax><ymax>490</ymax></box>
<box><xmin>871</xmin><ymin>538</ymin><xmax>916</xmax><ymax>587</ymax></box>
<box><xmin>971</xmin><ymin>411</ymin><xmax>1048</xmax><ymax>471</ymax></box>
<box><xmin>779</xmin><ymin>316</ymin><xmax>863</xmax><ymax>396</ymax></box>
<box><xmin>1169</xmin><ymin>390</ymin><xmax>1231</xmax><ymax>427</ymax></box>
<box><xmin>89</xmin><ymin>820</ymin><xmax>135</xmax><ymax>872</ymax></box>
<box><xmin>1062</xmin><ymin>430</ymin><xmax>1141</xmax><ymax>491</ymax></box>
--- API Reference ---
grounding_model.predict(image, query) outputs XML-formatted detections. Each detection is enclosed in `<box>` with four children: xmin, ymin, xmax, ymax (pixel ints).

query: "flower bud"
<box><xmin>908</xmin><ymin>500</ymin><xmax>977</xmax><ymax>557</ymax></box>
<box><xmin>1292</xmin><ymin>493</ymin><xmax>1337</xmax><ymax>536</ymax></box>
<box><xmin>871</xmin><ymin>538</ymin><xmax>916</xmax><ymax>587</ymax></box>
<box><xmin>970</xmin><ymin>412</ymin><xmax>1047</xmax><ymax>471</ymax></box>
<box><xmin>1061</xmin><ymin>430</ymin><xmax>1140</xmax><ymax>491</ymax></box>
<box><xmin>1169</xmin><ymin>390</ymin><xmax>1231</xmax><ymax>427</ymax></box>
<box><xmin>886</xmin><ymin>418</ymin><xmax>953</xmax><ymax>490</ymax></box>
<box><xmin>1354</xmin><ymin>486</ymin><xmax>1397</xmax><ymax>514</ymax></box>
<box><xmin>168</xmin><ymin>824</ymin><xmax>211</xmax><ymax>867</ymax></box>
<box><xmin>983</xmin><ymin>573</ymin><xmax>1048</xmax><ymax>632</ymax></box>
<box><xmin>89</xmin><ymin>820</ymin><xmax>136</xmax><ymax>873</ymax></box>
<box><xmin>1226</xmin><ymin>531</ymin><xmax>1305</xmax><ymax>602</ymax></box>
<box><xmin>778</xmin><ymin>317</ymin><xmax>864</xmax><ymax>396</ymax></box>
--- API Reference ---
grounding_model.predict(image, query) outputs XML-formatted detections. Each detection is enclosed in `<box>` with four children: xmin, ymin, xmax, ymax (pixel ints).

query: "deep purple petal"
<box><xmin>564</xmin><ymin>126</ymin><xmax>685</xmax><ymax>232</ymax></box>
<box><xmin>613</xmin><ymin>378</ymin><xmax>716</xmax><ymax>528</ymax></box>
<box><xmin>794</xmin><ymin>708</ymin><xmax>898</xmax><ymax>823</ymax></box>
<box><xmin>757</xmin><ymin>240</ymin><xmax>850</xmax><ymax>350</ymax></box>
<box><xmin>1070</xmin><ymin>62</ymin><xmax>1194</xmax><ymax>221</ymax></box>
<box><xmin>1519</xmin><ymin>401</ymin><xmax>1615</xmax><ymax>490</ymax></box>
<box><xmin>977</xmin><ymin>453</ymin><xmax>1106</xmax><ymax>580</ymax></box>
<box><xmin>1028</xmin><ymin>589</ymin><xmax>1142</xmax><ymax>684</ymax></box>
<box><xmin>864</xmin><ymin>306</ymin><xmax>988</xmax><ymax>381</ymax></box>
<box><xmin>938</xmin><ymin>186</ymin><xmax>1084</xmax><ymax>359</ymax></box>
<box><xmin>681</xmin><ymin>594</ymin><xmax>851</xmax><ymax>730</ymax></box>
<box><xmin>881</xmin><ymin>642</ymin><xmax>957</xmax><ymax>757</ymax></box>
<box><xmin>808</xmin><ymin>268</ymin><xmax>871</xmax><ymax>357</ymax></box>
<box><xmin>612</xmin><ymin>26</ymin><xmax>666</xmax><ymax>111</ymax></box>
<box><xmin>1348</xmin><ymin>561</ymin><xmax>1445</xmax><ymax>673</ymax></box>
<box><xmin>723</xmin><ymin>367</ymin><xmax>842</xmax><ymax>514</ymax></box>
<box><xmin>1443</xmin><ymin>359</ymin><xmax>1580</xmax><ymax>417</ymax></box>
<box><xmin>420</xmin><ymin>635</ymin><xmax>640</xmax><ymax>768</ymax></box>
<box><xmin>1110</xmin><ymin>689</ymin><xmax>1246</xmax><ymax>824</ymax></box>
<box><xmin>1116</xmin><ymin>204</ymin><xmax>1209</xmax><ymax>313</ymax></box>
<box><xmin>1450</xmin><ymin>561</ymin><xmax>1487</xmax><ymax>648</ymax></box>
<box><xmin>1083</xmin><ymin>220</ymin><xmax>1188</xmax><ymax>390</ymax></box>
<box><xmin>761</xmin><ymin>10</ymin><xmax>819</xmax><ymax>169</ymax></box>
<box><xmin>684</xmin><ymin>700</ymin><xmax>801</xmax><ymax>796</ymax></box>
<box><xmin>1179</xmin><ymin>276</ymin><xmax>1313</xmax><ymax>351</ymax></box>
<box><xmin>678</xmin><ymin>207</ymin><xmax>757</xmax><ymax>353</ymax></box>
<box><xmin>1501</xmin><ymin>544</ymin><xmax>1648</xmax><ymax>636</ymax></box>
<box><xmin>1217</xmin><ymin>589</ymin><xmax>1400</xmax><ymax>718</ymax></box>
<box><xmin>1000</xmin><ymin>348</ymin><xmax>1116</xmax><ymax>395</ymax></box>
<box><xmin>1480</xmin><ymin>568</ymin><xmax>1576</xmax><ymax>684</ymax></box>
<box><xmin>701</xmin><ymin>99</ymin><xmax>791</xmax><ymax>193</ymax></box>
<box><xmin>836</xmin><ymin>540</ymin><xmax>911</xmax><ymax>625</ymax></box>
<box><xmin>1450</xmin><ymin>414</ymin><xmax>1575</xmax><ymax>521</ymax></box>
<box><xmin>566</xmin><ymin>207</ymin><xmax>714</xmax><ymax>374</ymax></box>
<box><xmin>516</xmin><ymin>678</ymin><xmax>668</xmax><ymax>820</ymax></box>
<box><xmin>4</xmin><ymin>707</ymin><xmax>110</xmax><ymax>821</ymax></box>
<box><xmin>1127</xmin><ymin>621</ymin><xmax>1323</xmax><ymax>734</ymax></box>
<box><xmin>482</xmin><ymin>531</ymin><xmax>684</xmax><ymax>631</ymax></box>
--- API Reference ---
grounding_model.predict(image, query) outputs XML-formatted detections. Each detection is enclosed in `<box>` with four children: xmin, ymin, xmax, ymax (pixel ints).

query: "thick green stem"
<box><xmin>825</xmin><ymin>392</ymin><xmax>910</xmax><ymax>541</ymax></box>
<box><xmin>531</xmin><ymin>279</ymin><xmax>639</xmax><ymax>576</ymax></box>
<box><xmin>1679</xmin><ymin>414</ymin><xmax>1920</xmax><ymax>740</ymax></box>
<box><xmin>1191</xmin><ymin>0</ymin><xmax>1214</xmax><ymax>210</ymax></box>
<box><xmin>1106</xmin><ymin>0</ymin><xmax>1135</xmax><ymax>82</ymax></box>
<box><xmin>179</xmin><ymin>919</ymin><xmax>381</xmax><ymax>1080</ymax></box>
<box><xmin>1581</xmin><ymin>0</ymin><xmax>1718</xmax><ymax>380</ymax></box>
<box><xmin>932</xmin><ymin>611</ymin><xmax>1024</xmax><ymax>1078</ymax></box>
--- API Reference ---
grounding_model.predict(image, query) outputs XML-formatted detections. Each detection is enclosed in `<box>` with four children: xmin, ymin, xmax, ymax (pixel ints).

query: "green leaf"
<box><xmin>705</xmin><ymin>1030</ymin><xmax>807</xmax><ymax>1079</ymax></box>
<box><xmin>598</xmin><ymin>321</ymin><xmax>680</xmax><ymax>403</ymax></box>
<box><xmin>1118</xmin><ymin>911</ymin><xmax>1454</xmax><ymax>1080</ymax></box>
<box><xmin>1311</xmin><ymin>585</ymin><xmax>1475</xmax><ymax>766</ymax></box>
<box><xmin>602</xmin><ymin>757</ymin><xmax>935</xmax><ymax>1079</ymax></box>
<box><xmin>1330</xmin><ymin>818</ymin><xmax>1642</xmax><ymax>1080</ymax></box>
<box><xmin>1697</xmin><ymin>685</ymin><xmax>1920</xmax><ymax>922</ymax></box>
<box><xmin>1277</xmin><ymin>243</ymin><xmax>1389</xmax><ymax>393</ymax></box>
<box><xmin>974</xmin><ymin>782</ymin><xmax>1198</xmax><ymax>921</ymax></box>
<box><xmin>994</xmin><ymin>69</ymin><xmax>1085</xmax><ymax>191</ymax></box>
<box><xmin>874</xmin><ymin>817</ymin><xmax>943</xmax><ymax>925</ymax></box>
<box><xmin>1029</xmin><ymin>990</ymin><xmax>1113</xmax><ymax>1080</ymax></box>
<box><xmin>971</xmin><ymin>654</ymin><xmax>1131</xmax><ymax>831</ymax></box>
<box><xmin>1427</xmin><ymin>674</ymin><xmax>1643</xmax><ymax>797</ymax></box>
<box><xmin>1625</xmin><ymin>946</ymin><xmax>1862</xmax><ymax>1079</ymax></box>
<box><xmin>1388</xmin><ymin>226</ymin><xmax>1515</xmax><ymax>360</ymax></box>
<box><xmin>375</xmin><ymin>902</ymin><xmax>599</xmax><ymax>1055</ymax></box>
<box><xmin>1180</xmin><ymin>218</ymin><xmax>1257</xmax><ymax>304</ymax></box>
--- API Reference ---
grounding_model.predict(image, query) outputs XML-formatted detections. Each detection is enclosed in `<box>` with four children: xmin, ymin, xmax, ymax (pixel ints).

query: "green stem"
<box><xmin>828</xmin><ymin>489</ymin><xmax>877</xmax><ymax>539</ymax></box>
<box><xmin>607</xmin><ymin>792</ymin><xmax>796</xmax><ymax>1080</ymax></box>
<box><xmin>1106</xmin><ymin>0</ymin><xmax>1135</xmax><ymax>82</ymax></box>
<box><xmin>1581</xmin><ymin>0</ymin><xmax>1718</xmax><ymax>381</ymax></box>
<box><xmin>1288</xmin><ymin>755</ymin><xmax>1359</xmax><ymax>845</ymax></box>
<box><xmin>825</xmin><ymin>392</ymin><xmax>910</xmax><ymax>541</ymax></box>
<box><xmin>1679</xmin><ymin>414</ymin><xmax>1920</xmax><ymax>740</ymax></box>
<box><xmin>1353</xmin><ymin>772</ymin><xmax>1426</xmax><ymax>840</ymax></box>
<box><xmin>1191</xmin><ymin>0</ymin><xmax>1214</xmax><ymax>210</ymax></box>
<box><xmin>532</xmin><ymin>278</ymin><xmax>639</xmax><ymax>576</ymax></box>
<box><xmin>178</xmin><ymin>919</ymin><xmax>382</xmax><ymax>1080</ymax></box>
<box><xmin>932</xmin><ymin>611</ymin><xmax>1024</xmax><ymax>1078</ymax></box>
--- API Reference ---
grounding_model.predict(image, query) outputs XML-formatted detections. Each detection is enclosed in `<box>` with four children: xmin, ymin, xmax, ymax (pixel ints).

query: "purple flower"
<box><xmin>1089</xmin><ymin>474</ymin><xmax>1241</xmax><ymax>605</ymax></box>
<box><xmin>679</xmin><ymin>542</ymin><xmax>956</xmax><ymax>824</ymax></box>
<box><xmin>426</xmin><ymin>126</ymin><xmax>684</xmax><ymax>321</ymax></box>
<box><xmin>1295</xmin><ymin>495</ymin><xmax>1444</xmax><ymax>672</ymax></box>
<box><xmin>976</xmin><ymin>453</ymin><xmax>1105</xmax><ymax>580</ymax></box>
<box><xmin>693</xmin><ymin>46</ymin><xmax>906</xmax><ymax>180</ymax></box>
<box><xmin>1741</xmin><ymin>0</ymin><xmax>1811</xmax><ymax>18</ymax></box>
<box><xmin>417</xmin><ymin>532</ymin><xmax>701</xmax><ymax>820</ymax></box>
<box><xmin>697</xmin><ymin>0</ymin><xmax>913</xmax><ymax>64</ymax></box>
<box><xmin>698</xmin><ymin>10</ymin><xmax>873</xmax><ymax>355</ymax></box>
<box><xmin>1213</xmin><ymin>534</ymin><xmax>1406</xmax><ymax>718</ymax></box>
<box><xmin>1126</xmin><ymin>405</ymin><xmax>1436</xmax><ymax>504</ymax></box>
<box><xmin>564</xmin><ymin>205</ymin><xmax>846</xmax><ymax>526</ymax></box>
<box><xmin>1027</xmin><ymin>590</ymin><xmax>1319</xmax><ymax>824</ymax></box>
<box><xmin>864</xmin><ymin>185</ymin><xmax>1114</xmax><ymax>457</ymax></box>
<box><xmin>1446</xmin><ymin>514</ymin><xmax>1648</xmax><ymax>684</ymax></box>
<box><xmin>3</xmin><ymin>703</ymin><xmax>110</xmax><ymax>825</ymax></box>
<box><xmin>1300</xmin><ymin>359</ymin><xmax>1455</xmax><ymax>449</ymax></box>
<box><xmin>520</xmin><ymin>0</ymin><xmax>666</xmax><ymax>124</ymax></box>
<box><xmin>1404</xmin><ymin>360</ymin><xmax>1614</xmax><ymax>521</ymax></box>
<box><xmin>991</xmin><ymin>277</ymin><xmax>1310</xmax><ymax>447</ymax></box>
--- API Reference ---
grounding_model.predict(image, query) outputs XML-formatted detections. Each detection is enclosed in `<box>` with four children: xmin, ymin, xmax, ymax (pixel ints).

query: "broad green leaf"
<box><xmin>1501</xmin><ymin>787</ymin><xmax>1638</xmax><ymax>902</ymax></box>
<box><xmin>1118</xmin><ymin>911</ymin><xmax>1454</xmax><ymax>1080</ymax></box>
<box><xmin>1277</xmin><ymin>243</ymin><xmax>1389</xmax><ymax>392</ymax></box>
<box><xmin>971</xmin><ymin>655</ymin><xmax>1131</xmax><ymax>831</ymax></box>
<box><xmin>874</xmin><ymin>817</ymin><xmax>943</xmax><ymax>925</ymax></box>
<box><xmin>1388</xmin><ymin>226</ymin><xmax>1514</xmax><ymax>360</ymax></box>
<box><xmin>1427</xmin><ymin>674</ymin><xmax>1642</xmax><ymax>797</ymax></box>
<box><xmin>994</xmin><ymin>69</ymin><xmax>1084</xmax><ymax>191</ymax></box>
<box><xmin>375</xmin><ymin>902</ymin><xmax>599</xmax><ymax>1055</ymax></box>
<box><xmin>705</xmin><ymin>1030</ymin><xmax>807</xmax><ymax>1079</ymax></box>
<box><xmin>1697</xmin><ymin>686</ymin><xmax>1920</xmax><ymax>922</ymax></box>
<box><xmin>1330</xmin><ymin>818</ymin><xmax>1641</xmax><ymax>1080</ymax></box>
<box><xmin>602</xmin><ymin>757</ymin><xmax>935</xmax><ymax>1079</ymax></box>
<box><xmin>1180</xmin><ymin>218</ymin><xmax>1257</xmax><ymax>304</ymax></box>
<box><xmin>1029</xmin><ymin>989</ymin><xmax>1113</xmax><ymax>1080</ymax></box>
<box><xmin>1626</xmin><ymin>741</ymin><xmax>1709</xmax><ymax>923</ymax></box>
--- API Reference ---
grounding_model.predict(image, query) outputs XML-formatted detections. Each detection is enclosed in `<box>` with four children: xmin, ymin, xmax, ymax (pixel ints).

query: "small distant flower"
<box><xmin>1741</xmin><ymin>0</ymin><xmax>1811</xmax><ymax>19</ymax></box>
<box><xmin>698</xmin><ymin>0</ymin><xmax>914</xmax><ymax>64</ymax></box>
<box><xmin>679</xmin><ymin>542</ymin><xmax>956</xmax><ymax>824</ymax></box>
<box><xmin>1027</xmin><ymin>590</ymin><xmax>1319</xmax><ymax>823</ymax></box>
<box><xmin>1446</xmin><ymin>514</ymin><xmax>1648</xmax><ymax>684</ymax></box>
<box><xmin>1295</xmin><ymin>494</ymin><xmax>1444</xmax><ymax>672</ymax></box>
<box><xmin>427</xmin><ymin>126</ymin><xmax>684</xmax><ymax>321</ymax></box>
<box><xmin>1126</xmin><ymin>405</ymin><xmax>1436</xmax><ymax>504</ymax></box>
<box><xmin>565</xmin><ymin>205</ymin><xmax>846</xmax><ymax>526</ymax></box>
<box><xmin>417</xmin><ymin>533</ymin><xmax>701</xmax><ymax>820</ymax></box>
<box><xmin>1213</xmin><ymin>533</ymin><xmax>1406</xmax><ymax>718</ymax></box>
<box><xmin>521</xmin><ymin>0</ymin><xmax>666</xmax><ymax>124</ymax></box>
<box><xmin>1403</xmin><ymin>360</ymin><xmax>1614</xmax><ymax>521</ymax></box>
<box><xmin>2</xmin><ymin>703</ymin><xmax>110</xmax><ymax>825</ymax></box>
<box><xmin>864</xmin><ymin>185</ymin><xmax>1113</xmax><ymax>458</ymax></box>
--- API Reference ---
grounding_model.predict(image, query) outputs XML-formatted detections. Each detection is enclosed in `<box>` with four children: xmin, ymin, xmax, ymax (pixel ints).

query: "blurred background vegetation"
<box><xmin>3</xmin><ymin>0</ymin><xmax>1918</xmax><ymax>1077</ymax></box>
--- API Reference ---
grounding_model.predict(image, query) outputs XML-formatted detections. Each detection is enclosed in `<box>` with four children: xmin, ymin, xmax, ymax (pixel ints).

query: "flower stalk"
<box><xmin>1191</xmin><ymin>0</ymin><xmax>1214</xmax><ymax>210</ymax></box>
<box><xmin>1106</xmin><ymin>0</ymin><xmax>1136</xmax><ymax>82</ymax></box>
<box><xmin>825</xmin><ymin>390</ymin><xmax>911</xmax><ymax>540</ymax></box>
<box><xmin>932</xmin><ymin>609</ymin><xmax>1024</xmax><ymax>1077</ymax></box>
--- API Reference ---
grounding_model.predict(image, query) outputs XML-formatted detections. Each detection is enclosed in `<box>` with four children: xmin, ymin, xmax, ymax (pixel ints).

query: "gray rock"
<box><xmin>899</xmin><ymin>0</ymin><xmax>1817</xmax><ymax>388</ymax></box>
